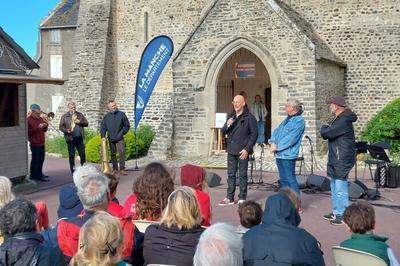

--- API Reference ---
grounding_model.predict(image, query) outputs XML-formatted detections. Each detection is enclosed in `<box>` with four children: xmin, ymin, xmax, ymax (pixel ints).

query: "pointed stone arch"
<box><xmin>203</xmin><ymin>37</ymin><xmax>283</xmax><ymax>130</ymax></box>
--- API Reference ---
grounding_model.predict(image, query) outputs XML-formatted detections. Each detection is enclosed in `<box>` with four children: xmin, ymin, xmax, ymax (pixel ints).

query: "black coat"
<box><xmin>320</xmin><ymin>109</ymin><xmax>357</xmax><ymax>180</ymax></box>
<box><xmin>0</xmin><ymin>232</ymin><xmax>64</xmax><ymax>266</ymax></box>
<box><xmin>243</xmin><ymin>193</ymin><xmax>325</xmax><ymax>266</ymax></box>
<box><xmin>222</xmin><ymin>107</ymin><xmax>258</xmax><ymax>155</ymax></box>
<box><xmin>100</xmin><ymin>110</ymin><xmax>131</xmax><ymax>142</ymax></box>
<box><xmin>143</xmin><ymin>224</ymin><xmax>204</xmax><ymax>266</ymax></box>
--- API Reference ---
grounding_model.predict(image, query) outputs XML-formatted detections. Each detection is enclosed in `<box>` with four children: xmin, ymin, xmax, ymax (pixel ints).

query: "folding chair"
<box><xmin>332</xmin><ymin>246</ymin><xmax>386</xmax><ymax>266</ymax></box>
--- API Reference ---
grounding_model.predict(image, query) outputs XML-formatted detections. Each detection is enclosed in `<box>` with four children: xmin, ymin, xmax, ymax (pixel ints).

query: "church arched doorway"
<box><xmin>216</xmin><ymin>47</ymin><xmax>271</xmax><ymax>141</ymax></box>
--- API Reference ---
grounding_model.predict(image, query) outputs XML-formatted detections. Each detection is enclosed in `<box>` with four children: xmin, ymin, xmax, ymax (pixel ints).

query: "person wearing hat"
<box><xmin>27</xmin><ymin>104</ymin><xmax>49</xmax><ymax>182</ymax></box>
<box><xmin>320</xmin><ymin>96</ymin><xmax>357</xmax><ymax>225</ymax></box>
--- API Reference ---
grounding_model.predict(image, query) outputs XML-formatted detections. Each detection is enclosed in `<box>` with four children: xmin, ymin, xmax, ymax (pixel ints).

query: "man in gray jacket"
<box><xmin>100</xmin><ymin>100</ymin><xmax>131</xmax><ymax>175</ymax></box>
<box><xmin>59</xmin><ymin>102</ymin><xmax>88</xmax><ymax>174</ymax></box>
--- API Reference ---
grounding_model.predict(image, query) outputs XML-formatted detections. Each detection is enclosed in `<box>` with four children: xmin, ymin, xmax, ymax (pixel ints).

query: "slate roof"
<box><xmin>40</xmin><ymin>0</ymin><xmax>80</xmax><ymax>29</ymax></box>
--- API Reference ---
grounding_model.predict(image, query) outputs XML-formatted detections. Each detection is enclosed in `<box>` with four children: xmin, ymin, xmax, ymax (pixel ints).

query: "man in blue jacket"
<box><xmin>219</xmin><ymin>95</ymin><xmax>258</xmax><ymax>205</ymax></box>
<box><xmin>269</xmin><ymin>99</ymin><xmax>305</xmax><ymax>195</ymax></box>
<box><xmin>100</xmin><ymin>100</ymin><xmax>131</xmax><ymax>175</ymax></box>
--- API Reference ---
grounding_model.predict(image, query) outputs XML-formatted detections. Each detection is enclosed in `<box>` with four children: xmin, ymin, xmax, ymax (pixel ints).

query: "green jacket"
<box><xmin>340</xmin><ymin>233</ymin><xmax>389</xmax><ymax>265</ymax></box>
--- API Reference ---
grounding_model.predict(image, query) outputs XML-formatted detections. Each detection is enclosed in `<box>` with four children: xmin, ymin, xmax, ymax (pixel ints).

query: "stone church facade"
<box><xmin>50</xmin><ymin>0</ymin><xmax>399</xmax><ymax>159</ymax></box>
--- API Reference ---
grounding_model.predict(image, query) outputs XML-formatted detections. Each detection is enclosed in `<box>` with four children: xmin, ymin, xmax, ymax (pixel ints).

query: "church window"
<box><xmin>50</xmin><ymin>29</ymin><xmax>61</xmax><ymax>44</ymax></box>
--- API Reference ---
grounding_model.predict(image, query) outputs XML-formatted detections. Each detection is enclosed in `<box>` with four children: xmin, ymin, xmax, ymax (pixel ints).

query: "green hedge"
<box><xmin>46</xmin><ymin>126</ymin><xmax>155</xmax><ymax>163</ymax></box>
<box><xmin>85</xmin><ymin>125</ymin><xmax>155</xmax><ymax>163</ymax></box>
<box><xmin>361</xmin><ymin>97</ymin><xmax>400</xmax><ymax>154</ymax></box>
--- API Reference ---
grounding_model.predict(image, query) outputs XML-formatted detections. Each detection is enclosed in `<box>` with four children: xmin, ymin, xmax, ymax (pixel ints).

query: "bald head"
<box><xmin>232</xmin><ymin>95</ymin><xmax>245</xmax><ymax>115</ymax></box>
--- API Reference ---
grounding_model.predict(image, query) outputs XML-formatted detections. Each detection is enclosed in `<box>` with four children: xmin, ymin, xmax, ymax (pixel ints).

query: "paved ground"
<box><xmin>16</xmin><ymin>155</ymin><xmax>400</xmax><ymax>266</ymax></box>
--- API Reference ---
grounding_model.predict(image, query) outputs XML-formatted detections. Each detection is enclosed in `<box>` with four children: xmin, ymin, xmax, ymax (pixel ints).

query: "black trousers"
<box><xmin>67</xmin><ymin>138</ymin><xmax>86</xmax><ymax>174</ymax></box>
<box><xmin>227</xmin><ymin>153</ymin><xmax>249</xmax><ymax>201</ymax></box>
<box><xmin>109</xmin><ymin>139</ymin><xmax>126</xmax><ymax>170</ymax></box>
<box><xmin>30</xmin><ymin>145</ymin><xmax>45</xmax><ymax>179</ymax></box>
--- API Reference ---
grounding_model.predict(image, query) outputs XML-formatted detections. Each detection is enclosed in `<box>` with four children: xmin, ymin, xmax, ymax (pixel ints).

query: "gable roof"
<box><xmin>175</xmin><ymin>0</ymin><xmax>344</xmax><ymax>66</ymax></box>
<box><xmin>40</xmin><ymin>0</ymin><xmax>80</xmax><ymax>29</ymax></box>
<box><xmin>0</xmin><ymin>27</ymin><xmax>39</xmax><ymax>72</ymax></box>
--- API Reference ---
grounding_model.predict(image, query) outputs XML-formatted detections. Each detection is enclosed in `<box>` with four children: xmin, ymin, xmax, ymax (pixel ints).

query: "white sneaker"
<box><xmin>238</xmin><ymin>199</ymin><xmax>246</xmax><ymax>205</ymax></box>
<box><xmin>219</xmin><ymin>198</ymin><xmax>235</xmax><ymax>206</ymax></box>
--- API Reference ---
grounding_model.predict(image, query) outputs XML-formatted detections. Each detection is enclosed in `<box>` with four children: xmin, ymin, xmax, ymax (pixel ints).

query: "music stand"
<box><xmin>366</xmin><ymin>144</ymin><xmax>391</xmax><ymax>199</ymax></box>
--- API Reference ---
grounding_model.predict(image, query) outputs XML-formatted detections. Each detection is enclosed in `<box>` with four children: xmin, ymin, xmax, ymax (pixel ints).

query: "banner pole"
<box><xmin>134</xmin><ymin>128</ymin><xmax>139</xmax><ymax>171</ymax></box>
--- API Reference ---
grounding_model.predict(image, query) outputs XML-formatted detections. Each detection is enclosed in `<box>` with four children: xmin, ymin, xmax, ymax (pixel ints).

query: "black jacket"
<box><xmin>0</xmin><ymin>232</ymin><xmax>64</xmax><ymax>266</ymax></box>
<box><xmin>143</xmin><ymin>223</ymin><xmax>204</xmax><ymax>266</ymax></box>
<box><xmin>320</xmin><ymin>109</ymin><xmax>357</xmax><ymax>180</ymax></box>
<box><xmin>100</xmin><ymin>110</ymin><xmax>131</xmax><ymax>142</ymax></box>
<box><xmin>59</xmin><ymin>111</ymin><xmax>88</xmax><ymax>141</ymax></box>
<box><xmin>243</xmin><ymin>193</ymin><xmax>325</xmax><ymax>266</ymax></box>
<box><xmin>222</xmin><ymin>107</ymin><xmax>258</xmax><ymax>155</ymax></box>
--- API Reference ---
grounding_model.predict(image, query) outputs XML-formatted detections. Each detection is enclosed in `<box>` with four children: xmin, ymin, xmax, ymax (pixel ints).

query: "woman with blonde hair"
<box><xmin>70</xmin><ymin>211</ymin><xmax>125</xmax><ymax>266</ymax></box>
<box><xmin>143</xmin><ymin>186</ymin><xmax>205</xmax><ymax>266</ymax></box>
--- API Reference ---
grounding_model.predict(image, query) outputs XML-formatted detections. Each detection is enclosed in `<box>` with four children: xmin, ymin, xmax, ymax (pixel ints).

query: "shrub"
<box><xmin>361</xmin><ymin>97</ymin><xmax>400</xmax><ymax>154</ymax></box>
<box><xmin>85</xmin><ymin>126</ymin><xmax>155</xmax><ymax>163</ymax></box>
<box><xmin>46</xmin><ymin>129</ymin><xmax>98</xmax><ymax>157</ymax></box>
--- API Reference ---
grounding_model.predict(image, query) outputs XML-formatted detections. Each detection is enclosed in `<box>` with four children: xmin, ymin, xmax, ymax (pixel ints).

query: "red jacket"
<box><xmin>108</xmin><ymin>201</ymin><xmax>127</xmax><ymax>218</ymax></box>
<box><xmin>27</xmin><ymin>116</ymin><xmax>47</xmax><ymax>146</ymax></box>
<box><xmin>195</xmin><ymin>190</ymin><xmax>211</xmax><ymax>226</ymax></box>
<box><xmin>123</xmin><ymin>194</ymin><xmax>138</xmax><ymax>219</ymax></box>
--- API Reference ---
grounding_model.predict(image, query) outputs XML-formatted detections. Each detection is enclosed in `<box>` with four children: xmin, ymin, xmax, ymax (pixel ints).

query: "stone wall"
<box><xmin>315</xmin><ymin>60</ymin><xmax>346</xmax><ymax>153</ymax></box>
<box><xmin>55</xmin><ymin>0</ymin><xmax>112</xmax><ymax>129</ymax></box>
<box><xmin>0</xmin><ymin>84</ymin><xmax>28</xmax><ymax>178</ymax></box>
<box><xmin>281</xmin><ymin>0</ymin><xmax>400</xmax><ymax>133</ymax></box>
<box><xmin>172</xmin><ymin>0</ymin><xmax>318</xmax><ymax>157</ymax></box>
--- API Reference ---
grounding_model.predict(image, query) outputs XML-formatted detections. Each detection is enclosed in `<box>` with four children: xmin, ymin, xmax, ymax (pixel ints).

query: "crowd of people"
<box><xmin>8</xmin><ymin>95</ymin><xmax>395</xmax><ymax>265</ymax></box>
<box><xmin>1</xmin><ymin>160</ymin><xmax>398</xmax><ymax>265</ymax></box>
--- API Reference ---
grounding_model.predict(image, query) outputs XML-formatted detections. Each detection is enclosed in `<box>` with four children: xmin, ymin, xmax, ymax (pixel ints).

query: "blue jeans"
<box><xmin>276</xmin><ymin>158</ymin><xmax>299</xmax><ymax>194</ymax></box>
<box><xmin>257</xmin><ymin>121</ymin><xmax>265</xmax><ymax>144</ymax></box>
<box><xmin>330</xmin><ymin>178</ymin><xmax>349</xmax><ymax>216</ymax></box>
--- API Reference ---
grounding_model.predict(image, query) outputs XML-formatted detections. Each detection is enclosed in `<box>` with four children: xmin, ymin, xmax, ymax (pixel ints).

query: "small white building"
<box><xmin>0</xmin><ymin>27</ymin><xmax>63</xmax><ymax>180</ymax></box>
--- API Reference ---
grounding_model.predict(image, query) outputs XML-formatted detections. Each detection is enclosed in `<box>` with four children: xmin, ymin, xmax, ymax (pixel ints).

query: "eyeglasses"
<box><xmin>232</xmin><ymin>101</ymin><xmax>242</xmax><ymax>104</ymax></box>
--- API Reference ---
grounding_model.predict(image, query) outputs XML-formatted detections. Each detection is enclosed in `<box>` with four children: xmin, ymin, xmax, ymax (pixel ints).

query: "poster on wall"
<box><xmin>235</xmin><ymin>62</ymin><xmax>255</xmax><ymax>78</ymax></box>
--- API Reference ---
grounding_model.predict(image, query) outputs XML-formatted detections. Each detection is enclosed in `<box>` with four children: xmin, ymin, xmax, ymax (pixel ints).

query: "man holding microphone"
<box><xmin>219</xmin><ymin>95</ymin><xmax>258</xmax><ymax>206</ymax></box>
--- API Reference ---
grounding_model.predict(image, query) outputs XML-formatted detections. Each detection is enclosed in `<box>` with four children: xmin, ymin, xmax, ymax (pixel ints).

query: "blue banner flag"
<box><xmin>134</xmin><ymin>35</ymin><xmax>174</xmax><ymax>129</ymax></box>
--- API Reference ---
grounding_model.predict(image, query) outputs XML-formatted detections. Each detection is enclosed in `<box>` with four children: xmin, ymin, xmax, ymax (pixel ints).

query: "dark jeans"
<box><xmin>227</xmin><ymin>153</ymin><xmax>249</xmax><ymax>201</ymax></box>
<box><xmin>109</xmin><ymin>139</ymin><xmax>126</xmax><ymax>170</ymax></box>
<box><xmin>276</xmin><ymin>158</ymin><xmax>300</xmax><ymax>194</ymax></box>
<box><xmin>30</xmin><ymin>145</ymin><xmax>45</xmax><ymax>179</ymax></box>
<box><xmin>67</xmin><ymin>138</ymin><xmax>86</xmax><ymax>174</ymax></box>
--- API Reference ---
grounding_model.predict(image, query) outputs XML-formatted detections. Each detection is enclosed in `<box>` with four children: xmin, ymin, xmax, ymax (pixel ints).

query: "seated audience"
<box><xmin>143</xmin><ymin>186</ymin><xmax>205</xmax><ymax>266</ymax></box>
<box><xmin>0</xmin><ymin>198</ymin><xmax>64</xmax><ymax>265</ymax></box>
<box><xmin>238</xmin><ymin>200</ymin><xmax>262</xmax><ymax>234</ymax></box>
<box><xmin>194</xmin><ymin>223</ymin><xmax>243</xmax><ymax>266</ymax></box>
<box><xmin>43</xmin><ymin>165</ymin><xmax>143</xmax><ymax>265</ymax></box>
<box><xmin>243</xmin><ymin>192</ymin><xmax>325</xmax><ymax>265</ymax></box>
<box><xmin>341</xmin><ymin>201</ymin><xmax>399</xmax><ymax>265</ymax></box>
<box><xmin>0</xmin><ymin>176</ymin><xmax>49</xmax><ymax>233</ymax></box>
<box><xmin>57</xmin><ymin>165</ymin><xmax>100</xmax><ymax>219</ymax></box>
<box><xmin>180</xmin><ymin>164</ymin><xmax>212</xmax><ymax>226</ymax></box>
<box><xmin>124</xmin><ymin>162</ymin><xmax>174</xmax><ymax>220</ymax></box>
<box><xmin>106</xmin><ymin>172</ymin><xmax>126</xmax><ymax>218</ymax></box>
<box><xmin>70</xmin><ymin>211</ymin><xmax>126</xmax><ymax>266</ymax></box>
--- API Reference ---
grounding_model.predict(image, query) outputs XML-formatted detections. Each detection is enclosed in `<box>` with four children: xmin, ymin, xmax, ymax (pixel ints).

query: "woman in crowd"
<box><xmin>0</xmin><ymin>176</ymin><xmax>49</xmax><ymax>233</ymax></box>
<box><xmin>70</xmin><ymin>211</ymin><xmax>126</xmax><ymax>266</ymax></box>
<box><xmin>143</xmin><ymin>186</ymin><xmax>205</xmax><ymax>266</ymax></box>
<box><xmin>180</xmin><ymin>164</ymin><xmax>211</xmax><ymax>226</ymax></box>
<box><xmin>123</xmin><ymin>162</ymin><xmax>174</xmax><ymax>221</ymax></box>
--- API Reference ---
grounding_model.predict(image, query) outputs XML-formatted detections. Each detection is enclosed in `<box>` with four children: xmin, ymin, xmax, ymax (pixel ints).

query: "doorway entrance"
<box><xmin>216</xmin><ymin>47</ymin><xmax>272</xmax><ymax>141</ymax></box>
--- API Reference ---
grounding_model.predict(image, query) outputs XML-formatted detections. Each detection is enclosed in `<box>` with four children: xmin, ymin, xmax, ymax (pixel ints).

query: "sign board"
<box><xmin>235</xmin><ymin>62</ymin><xmax>255</xmax><ymax>78</ymax></box>
<box><xmin>215</xmin><ymin>113</ymin><xmax>227</xmax><ymax>128</ymax></box>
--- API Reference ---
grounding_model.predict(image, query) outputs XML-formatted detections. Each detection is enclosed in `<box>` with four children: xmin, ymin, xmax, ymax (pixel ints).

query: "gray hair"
<box><xmin>75</xmin><ymin>165</ymin><xmax>109</xmax><ymax>209</ymax></box>
<box><xmin>73</xmin><ymin>164</ymin><xmax>99</xmax><ymax>187</ymax></box>
<box><xmin>193</xmin><ymin>223</ymin><xmax>243</xmax><ymax>266</ymax></box>
<box><xmin>286</xmin><ymin>98</ymin><xmax>302</xmax><ymax>111</ymax></box>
